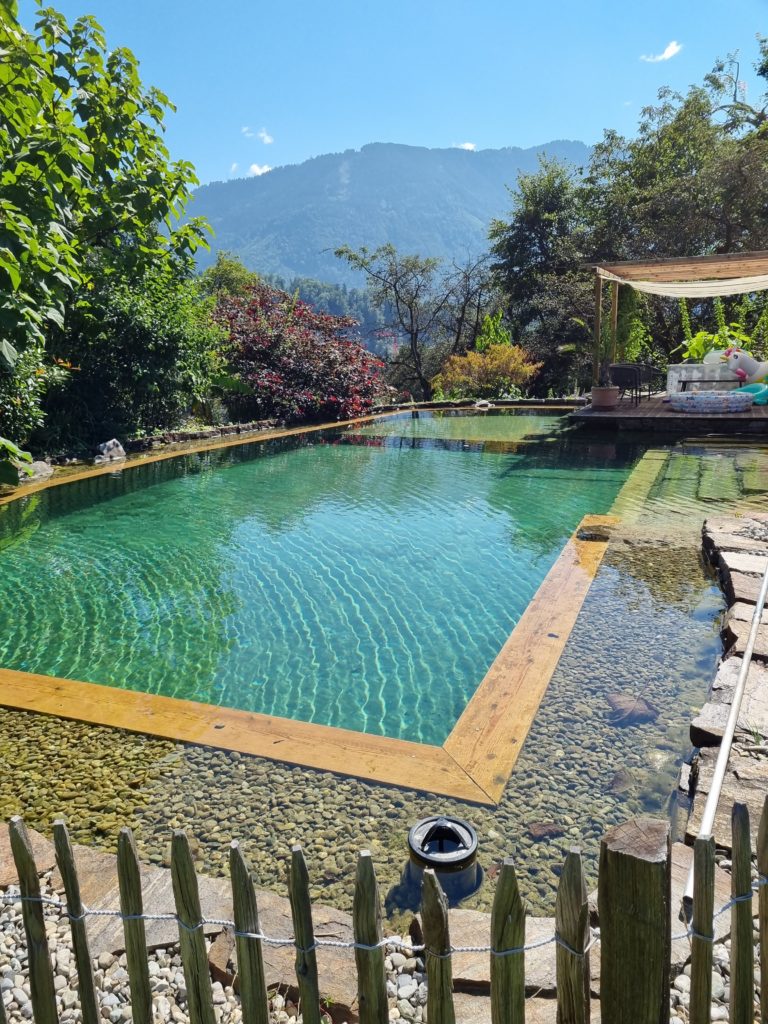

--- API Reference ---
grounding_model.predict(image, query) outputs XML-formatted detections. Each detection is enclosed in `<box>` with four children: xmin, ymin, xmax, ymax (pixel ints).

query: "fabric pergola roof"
<box><xmin>589</xmin><ymin>251</ymin><xmax>768</xmax><ymax>384</ymax></box>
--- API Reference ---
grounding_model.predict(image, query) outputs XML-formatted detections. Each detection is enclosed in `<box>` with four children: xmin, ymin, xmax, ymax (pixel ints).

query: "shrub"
<box><xmin>217</xmin><ymin>283</ymin><xmax>384</xmax><ymax>422</ymax></box>
<box><xmin>432</xmin><ymin>344</ymin><xmax>542</xmax><ymax>400</ymax></box>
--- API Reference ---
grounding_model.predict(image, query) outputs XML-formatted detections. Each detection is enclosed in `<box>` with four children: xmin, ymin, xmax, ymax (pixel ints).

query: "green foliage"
<box><xmin>199</xmin><ymin>251</ymin><xmax>259</xmax><ymax>299</ymax></box>
<box><xmin>0</xmin><ymin>435</ymin><xmax>32</xmax><ymax>487</ymax></box>
<box><xmin>475</xmin><ymin>310</ymin><xmax>512</xmax><ymax>352</ymax></box>
<box><xmin>41</xmin><ymin>271</ymin><xmax>223</xmax><ymax>447</ymax></box>
<box><xmin>0</xmin><ymin>344</ymin><xmax>49</xmax><ymax>443</ymax></box>
<box><xmin>0</xmin><ymin>1</ymin><xmax>209</xmax><ymax>441</ymax></box>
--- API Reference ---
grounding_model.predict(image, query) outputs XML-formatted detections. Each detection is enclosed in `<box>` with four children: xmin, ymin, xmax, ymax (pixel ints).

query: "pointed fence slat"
<box><xmin>53</xmin><ymin>819</ymin><xmax>100</xmax><ymax>1024</ymax></box>
<box><xmin>730</xmin><ymin>803</ymin><xmax>753</xmax><ymax>1024</ymax></box>
<box><xmin>353</xmin><ymin>851</ymin><xmax>388</xmax><ymax>1024</ymax></box>
<box><xmin>171</xmin><ymin>830</ymin><xmax>216</xmax><ymax>1024</ymax></box>
<box><xmin>758</xmin><ymin>796</ymin><xmax>768</xmax><ymax>1024</ymax></box>
<box><xmin>230</xmin><ymin>841</ymin><xmax>269</xmax><ymax>1024</ymax></box>
<box><xmin>490</xmin><ymin>858</ymin><xmax>525</xmax><ymax>1024</ymax></box>
<box><xmin>555</xmin><ymin>848</ymin><xmax>590</xmax><ymax>1024</ymax></box>
<box><xmin>8</xmin><ymin>816</ymin><xmax>58</xmax><ymax>1024</ymax></box>
<box><xmin>422</xmin><ymin>869</ymin><xmax>455</xmax><ymax>1024</ymax></box>
<box><xmin>598</xmin><ymin>817</ymin><xmax>671</xmax><ymax>1024</ymax></box>
<box><xmin>117</xmin><ymin>827</ymin><xmax>152</xmax><ymax>1024</ymax></box>
<box><xmin>689</xmin><ymin>834</ymin><xmax>715</xmax><ymax>1024</ymax></box>
<box><xmin>288</xmin><ymin>844</ymin><xmax>322</xmax><ymax>1024</ymax></box>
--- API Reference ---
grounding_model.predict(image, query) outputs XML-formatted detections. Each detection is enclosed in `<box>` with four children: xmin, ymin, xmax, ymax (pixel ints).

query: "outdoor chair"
<box><xmin>609</xmin><ymin>362</ymin><xmax>663</xmax><ymax>405</ymax></box>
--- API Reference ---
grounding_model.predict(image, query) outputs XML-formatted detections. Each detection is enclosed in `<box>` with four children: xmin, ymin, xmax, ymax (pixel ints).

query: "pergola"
<box><xmin>590</xmin><ymin>250</ymin><xmax>768</xmax><ymax>384</ymax></box>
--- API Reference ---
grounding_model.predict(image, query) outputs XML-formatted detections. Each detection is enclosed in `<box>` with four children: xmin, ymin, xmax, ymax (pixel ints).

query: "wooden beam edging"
<box><xmin>0</xmin><ymin>514</ymin><xmax>614</xmax><ymax>807</ymax></box>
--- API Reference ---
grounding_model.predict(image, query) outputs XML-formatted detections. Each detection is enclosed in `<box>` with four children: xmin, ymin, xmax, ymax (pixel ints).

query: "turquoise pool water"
<box><xmin>0</xmin><ymin>413</ymin><xmax>644</xmax><ymax>744</ymax></box>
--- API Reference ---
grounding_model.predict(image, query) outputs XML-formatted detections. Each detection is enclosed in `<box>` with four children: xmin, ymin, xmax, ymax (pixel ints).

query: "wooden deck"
<box><xmin>571</xmin><ymin>395</ymin><xmax>768</xmax><ymax>433</ymax></box>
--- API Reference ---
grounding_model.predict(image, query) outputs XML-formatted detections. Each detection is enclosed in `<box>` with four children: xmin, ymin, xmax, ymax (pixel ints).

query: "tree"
<box><xmin>0</xmin><ymin>1</ymin><xmax>208</xmax><ymax>438</ymax></box>
<box><xmin>199</xmin><ymin>251</ymin><xmax>260</xmax><ymax>299</ymax></box>
<box><xmin>216</xmin><ymin>282</ymin><xmax>385</xmax><ymax>422</ymax></box>
<box><xmin>335</xmin><ymin>244</ymin><xmax>494</xmax><ymax>399</ymax></box>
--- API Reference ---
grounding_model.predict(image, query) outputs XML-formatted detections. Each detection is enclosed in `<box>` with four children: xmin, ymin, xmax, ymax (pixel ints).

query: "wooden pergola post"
<box><xmin>610</xmin><ymin>280</ymin><xmax>619</xmax><ymax>363</ymax></box>
<box><xmin>592</xmin><ymin>272</ymin><xmax>602</xmax><ymax>386</ymax></box>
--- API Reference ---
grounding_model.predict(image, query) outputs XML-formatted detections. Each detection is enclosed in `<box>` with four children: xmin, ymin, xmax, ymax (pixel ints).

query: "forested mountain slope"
<box><xmin>191</xmin><ymin>141</ymin><xmax>590</xmax><ymax>286</ymax></box>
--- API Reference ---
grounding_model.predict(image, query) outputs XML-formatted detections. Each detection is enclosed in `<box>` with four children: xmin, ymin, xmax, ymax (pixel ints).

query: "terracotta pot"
<box><xmin>590</xmin><ymin>385</ymin><xmax>620</xmax><ymax>411</ymax></box>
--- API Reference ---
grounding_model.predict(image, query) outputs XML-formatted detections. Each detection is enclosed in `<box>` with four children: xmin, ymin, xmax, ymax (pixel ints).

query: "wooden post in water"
<box><xmin>556</xmin><ymin>848</ymin><xmax>590</xmax><ymax>1024</ymax></box>
<box><xmin>490</xmin><ymin>858</ymin><xmax>525</xmax><ymax>1024</ymax></box>
<box><xmin>8</xmin><ymin>817</ymin><xmax>58</xmax><ymax>1024</ymax></box>
<box><xmin>288</xmin><ymin>845</ymin><xmax>322</xmax><ymax>1024</ymax></box>
<box><xmin>689</xmin><ymin>834</ymin><xmax>715</xmax><ymax>1024</ymax></box>
<box><xmin>171</xmin><ymin>830</ymin><xmax>216</xmax><ymax>1024</ymax></box>
<box><xmin>117</xmin><ymin>827</ymin><xmax>152</xmax><ymax>1024</ymax></box>
<box><xmin>53</xmin><ymin>820</ymin><xmax>100</xmax><ymax>1024</ymax></box>
<box><xmin>353</xmin><ymin>851</ymin><xmax>388</xmax><ymax>1024</ymax></box>
<box><xmin>598</xmin><ymin>818</ymin><xmax>671</xmax><ymax>1024</ymax></box>
<box><xmin>730</xmin><ymin>803</ymin><xmax>753</xmax><ymax>1024</ymax></box>
<box><xmin>758</xmin><ymin>796</ymin><xmax>768</xmax><ymax>1024</ymax></box>
<box><xmin>421</xmin><ymin>870</ymin><xmax>455</xmax><ymax>1024</ymax></box>
<box><xmin>230</xmin><ymin>841</ymin><xmax>270</xmax><ymax>1024</ymax></box>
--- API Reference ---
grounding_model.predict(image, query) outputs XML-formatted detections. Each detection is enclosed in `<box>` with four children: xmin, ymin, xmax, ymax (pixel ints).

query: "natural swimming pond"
<box><xmin>0</xmin><ymin>412</ymin><xmax>644</xmax><ymax>745</ymax></box>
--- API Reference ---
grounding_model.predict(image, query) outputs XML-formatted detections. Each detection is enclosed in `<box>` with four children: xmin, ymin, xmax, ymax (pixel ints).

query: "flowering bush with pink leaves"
<box><xmin>217</xmin><ymin>283</ymin><xmax>385</xmax><ymax>422</ymax></box>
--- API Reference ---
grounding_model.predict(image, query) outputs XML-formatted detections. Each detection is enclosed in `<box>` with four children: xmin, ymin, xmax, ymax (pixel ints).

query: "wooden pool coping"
<box><xmin>0</xmin><ymin>410</ymin><xmax>618</xmax><ymax>807</ymax></box>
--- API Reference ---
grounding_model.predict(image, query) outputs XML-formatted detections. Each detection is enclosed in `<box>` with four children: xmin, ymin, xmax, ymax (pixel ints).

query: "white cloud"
<box><xmin>640</xmin><ymin>40</ymin><xmax>682</xmax><ymax>63</ymax></box>
<box><xmin>241</xmin><ymin>126</ymin><xmax>255</xmax><ymax>138</ymax></box>
<box><xmin>249</xmin><ymin>163</ymin><xmax>272</xmax><ymax>176</ymax></box>
<box><xmin>230</xmin><ymin>162</ymin><xmax>239</xmax><ymax>174</ymax></box>
<box><xmin>455</xmin><ymin>141</ymin><xmax>476</xmax><ymax>151</ymax></box>
<box><xmin>258</xmin><ymin>128</ymin><xmax>274</xmax><ymax>145</ymax></box>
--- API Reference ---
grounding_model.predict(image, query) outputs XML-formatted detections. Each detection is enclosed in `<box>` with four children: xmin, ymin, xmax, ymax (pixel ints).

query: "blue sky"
<box><xmin>20</xmin><ymin>0</ymin><xmax>768</xmax><ymax>185</ymax></box>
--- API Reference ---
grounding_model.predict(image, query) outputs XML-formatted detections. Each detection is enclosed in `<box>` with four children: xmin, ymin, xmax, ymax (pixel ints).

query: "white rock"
<box><xmin>673</xmin><ymin>975</ymin><xmax>691</xmax><ymax>994</ymax></box>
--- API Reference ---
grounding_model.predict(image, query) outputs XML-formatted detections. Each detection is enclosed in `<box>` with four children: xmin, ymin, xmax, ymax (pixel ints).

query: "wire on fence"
<box><xmin>4</xmin><ymin>878</ymin><xmax>767</xmax><ymax>958</ymax></box>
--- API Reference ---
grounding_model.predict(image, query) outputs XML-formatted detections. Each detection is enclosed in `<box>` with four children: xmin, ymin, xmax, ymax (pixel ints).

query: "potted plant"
<box><xmin>590</xmin><ymin>363</ymin><xmax>620</xmax><ymax>410</ymax></box>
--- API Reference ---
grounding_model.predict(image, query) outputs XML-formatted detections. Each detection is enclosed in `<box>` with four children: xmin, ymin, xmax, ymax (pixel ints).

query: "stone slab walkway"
<box><xmin>687</xmin><ymin>514</ymin><xmax>768</xmax><ymax>850</ymax></box>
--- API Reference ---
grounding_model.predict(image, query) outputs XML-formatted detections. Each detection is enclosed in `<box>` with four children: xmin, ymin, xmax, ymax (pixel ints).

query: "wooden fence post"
<box><xmin>8</xmin><ymin>817</ymin><xmax>58</xmax><ymax>1024</ymax></box>
<box><xmin>689</xmin><ymin>834</ymin><xmax>715</xmax><ymax>1024</ymax></box>
<box><xmin>556</xmin><ymin>848</ymin><xmax>590</xmax><ymax>1024</ymax></box>
<box><xmin>730</xmin><ymin>803</ymin><xmax>753</xmax><ymax>1024</ymax></box>
<box><xmin>171</xmin><ymin>830</ymin><xmax>216</xmax><ymax>1024</ymax></box>
<box><xmin>421</xmin><ymin>869</ymin><xmax>455</xmax><ymax>1024</ymax></box>
<box><xmin>490</xmin><ymin>858</ymin><xmax>525</xmax><ymax>1024</ymax></box>
<box><xmin>353</xmin><ymin>851</ymin><xmax>388</xmax><ymax>1024</ymax></box>
<box><xmin>288</xmin><ymin>844</ymin><xmax>322</xmax><ymax>1024</ymax></box>
<box><xmin>598</xmin><ymin>817</ymin><xmax>671</xmax><ymax>1024</ymax></box>
<box><xmin>117</xmin><ymin>827</ymin><xmax>152</xmax><ymax>1024</ymax></box>
<box><xmin>53</xmin><ymin>819</ymin><xmax>100</xmax><ymax>1024</ymax></box>
<box><xmin>758</xmin><ymin>796</ymin><xmax>768</xmax><ymax>1024</ymax></box>
<box><xmin>230</xmin><ymin>841</ymin><xmax>269</xmax><ymax>1024</ymax></box>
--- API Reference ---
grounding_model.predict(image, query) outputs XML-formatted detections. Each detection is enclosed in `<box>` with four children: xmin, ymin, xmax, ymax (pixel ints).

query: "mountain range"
<box><xmin>190</xmin><ymin>141</ymin><xmax>590</xmax><ymax>288</ymax></box>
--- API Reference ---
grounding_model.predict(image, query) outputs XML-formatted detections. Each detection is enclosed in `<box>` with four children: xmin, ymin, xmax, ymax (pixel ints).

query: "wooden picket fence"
<box><xmin>2</xmin><ymin>797</ymin><xmax>768</xmax><ymax>1024</ymax></box>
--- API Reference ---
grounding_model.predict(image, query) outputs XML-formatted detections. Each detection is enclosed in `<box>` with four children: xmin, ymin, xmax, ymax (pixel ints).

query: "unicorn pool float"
<box><xmin>719</xmin><ymin>347</ymin><xmax>768</xmax><ymax>404</ymax></box>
